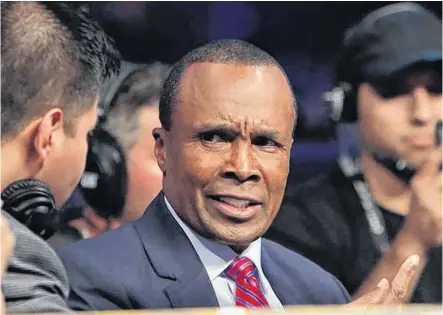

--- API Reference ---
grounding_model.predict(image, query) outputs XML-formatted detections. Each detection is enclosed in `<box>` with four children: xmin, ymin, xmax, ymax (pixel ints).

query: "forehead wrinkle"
<box><xmin>178</xmin><ymin>63</ymin><xmax>296</xmax><ymax>138</ymax></box>
<box><xmin>216</xmin><ymin>112</ymin><xmax>275</xmax><ymax>136</ymax></box>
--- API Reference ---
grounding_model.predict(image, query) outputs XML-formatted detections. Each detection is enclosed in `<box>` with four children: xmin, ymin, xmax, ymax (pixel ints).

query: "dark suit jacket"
<box><xmin>57</xmin><ymin>193</ymin><xmax>351</xmax><ymax>310</ymax></box>
<box><xmin>2</xmin><ymin>211</ymin><xmax>72</xmax><ymax>313</ymax></box>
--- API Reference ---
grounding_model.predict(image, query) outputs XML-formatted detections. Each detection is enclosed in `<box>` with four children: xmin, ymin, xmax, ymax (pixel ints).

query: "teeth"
<box><xmin>218</xmin><ymin>197</ymin><xmax>251</xmax><ymax>208</ymax></box>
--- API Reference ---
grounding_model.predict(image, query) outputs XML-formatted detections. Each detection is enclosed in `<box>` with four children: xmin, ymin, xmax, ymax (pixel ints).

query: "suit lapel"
<box><xmin>261</xmin><ymin>240</ymin><xmax>302</xmax><ymax>306</ymax></box>
<box><xmin>164</xmin><ymin>268</ymin><xmax>219</xmax><ymax>308</ymax></box>
<box><xmin>133</xmin><ymin>193</ymin><xmax>219</xmax><ymax>308</ymax></box>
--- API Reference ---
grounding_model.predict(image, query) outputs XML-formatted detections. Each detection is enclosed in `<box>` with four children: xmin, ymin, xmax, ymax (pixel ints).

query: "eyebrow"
<box><xmin>195</xmin><ymin>123</ymin><xmax>283</xmax><ymax>140</ymax></box>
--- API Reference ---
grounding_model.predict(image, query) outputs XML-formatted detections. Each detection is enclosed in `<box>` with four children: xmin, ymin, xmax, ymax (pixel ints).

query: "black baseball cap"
<box><xmin>336</xmin><ymin>2</ymin><xmax>442</xmax><ymax>84</ymax></box>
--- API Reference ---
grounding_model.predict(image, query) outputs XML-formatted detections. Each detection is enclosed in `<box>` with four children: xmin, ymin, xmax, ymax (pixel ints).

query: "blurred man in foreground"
<box><xmin>1</xmin><ymin>2</ymin><xmax>120</xmax><ymax>312</ymax></box>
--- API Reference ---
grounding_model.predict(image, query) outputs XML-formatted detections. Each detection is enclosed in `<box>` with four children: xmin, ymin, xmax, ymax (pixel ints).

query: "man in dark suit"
<box><xmin>58</xmin><ymin>39</ymin><xmax>418</xmax><ymax>311</ymax></box>
<box><xmin>0</xmin><ymin>2</ymin><xmax>120</xmax><ymax>313</ymax></box>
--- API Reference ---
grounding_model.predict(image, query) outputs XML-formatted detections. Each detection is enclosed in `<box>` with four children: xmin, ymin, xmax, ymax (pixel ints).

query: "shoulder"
<box><xmin>2</xmin><ymin>211</ymin><xmax>71</xmax><ymax>313</ymax></box>
<box><xmin>57</xmin><ymin>221</ymin><xmax>141</xmax><ymax>269</ymax></box>
<box><xmin>56</xmin><ymin>222</ymin><xmax>147</xmax><ymax>310</ymax></box>
<box><xmin>3</xmin><ymin>211</ymin><xmax>67</xmax><ymax>278</ymax></box>
<box><xmin>3</xmin><ymin>210</ymin><xmax>35</xmax><ymax>236</ymax></box>
<box><xmin>56</xmin><ymin>219</ymin><xmax>158</xmax><ymax>290</ymax></box>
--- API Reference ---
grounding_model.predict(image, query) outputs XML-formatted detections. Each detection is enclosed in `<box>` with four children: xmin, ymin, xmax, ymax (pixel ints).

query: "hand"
<box><xmin>348</xmin><ymin>255</ymin><xmax>420</xmax><ymax>308</ymax></box>
<box><xmin>404</xmin><ymin>146</ymin><xmax>442</xmax><ymax>247</ymax></box>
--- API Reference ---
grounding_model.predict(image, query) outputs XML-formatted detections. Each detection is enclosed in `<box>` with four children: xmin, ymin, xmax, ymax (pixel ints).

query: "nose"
<box><xmin>221</xmin><ymin>141</ymin><xmax>261</xmax><ymax>183</ymax></box>
<box><xmin>410</xmin><ymin>87</ymin><xmax>433</xmax><ymax>125</ymax></box>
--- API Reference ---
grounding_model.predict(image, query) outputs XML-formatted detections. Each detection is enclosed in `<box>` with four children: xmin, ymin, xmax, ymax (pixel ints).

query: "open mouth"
<box><xmin>208</xmin><ymin>195</ymin><xmax>261</xmax><ymax>208</ymax></box>
<box><xmin>207</xmin><ymin>195</ymin><xmax>262</xmax><ymax>220</ymax></box>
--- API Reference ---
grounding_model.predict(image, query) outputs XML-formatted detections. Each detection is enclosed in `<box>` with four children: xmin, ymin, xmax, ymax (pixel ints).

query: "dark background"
<box><xmin>83</xmin><ymin>1</ymin><xmax>442</xmax><ymax>184</ymax></box>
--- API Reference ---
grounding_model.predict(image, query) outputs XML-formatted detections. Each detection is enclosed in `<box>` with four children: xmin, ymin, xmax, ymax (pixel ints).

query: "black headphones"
<box><xmin>78</xmin><ymin>61</ymin><xmax>142</xmax><ymax>220</ymax></box>
<box><xmin>1</xmin><ymin>179</ymin><xmax>58</xmax><ymax>239</ymax></box>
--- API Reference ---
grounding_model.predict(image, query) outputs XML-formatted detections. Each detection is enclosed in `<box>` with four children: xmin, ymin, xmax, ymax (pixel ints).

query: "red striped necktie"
<box><xmin>225</xmin><ymin>256</ymin><xmax>270</xmax><ymax>308</ymax></box>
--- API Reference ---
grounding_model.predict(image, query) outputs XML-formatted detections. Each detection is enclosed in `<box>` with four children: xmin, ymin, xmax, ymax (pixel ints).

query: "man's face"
<box><xmin>155</xmin><ymin>63</ymin><xmax>295</xmax><ymax>247</ymax></box>
<box><xmin>124</xmin><ymin>104</ymin><xmax>163</xmax><ymax>222</ymax></box>
<box><xmin>358</xmin><ymin>64</ymin><xmax>442</xmax><ymax>169</ymax></box>
<box><xmin>36</xmin><ymin>101</ymin><xmax>98</xmax><ymax>207</ymax></box>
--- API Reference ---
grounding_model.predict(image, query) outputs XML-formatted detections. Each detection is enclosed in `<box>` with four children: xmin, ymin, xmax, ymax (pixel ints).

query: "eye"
<box><xmin>372</xmin><ymin>80</ymin><xmax>409</xmax><ymax>99</ymax></box>
<box><xmin>200</xmin><ymin>132</ymin><xmax>232</xmax><ymax>143</ymax></box>
<box><xmin>252</xmin><ymin>136</ymin><xmax>279</xmax><ymax>147</ymax></box>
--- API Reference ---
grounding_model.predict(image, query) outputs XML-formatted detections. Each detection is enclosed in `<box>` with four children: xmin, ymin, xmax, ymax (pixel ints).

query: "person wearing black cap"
<box><xmin>266</xmin><ymin>2</ymin><xmax>442</xmax><ymax>303</ymax></box>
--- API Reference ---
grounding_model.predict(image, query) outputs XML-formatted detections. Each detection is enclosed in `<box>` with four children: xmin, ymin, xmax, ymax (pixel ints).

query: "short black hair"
<box><xmin>1</xmin><ymin>2</ymin><xmax>121</xmax><ymax>142</ymax></box>
<box><xmin>159</xmin><ymin>39</ymin><xmax>296</xmax><ymax>131</ymax></box>
<box><xmin>103</xmin><ymin>62</ymin><xmax>171</xmax><ymax>152</ymax></box>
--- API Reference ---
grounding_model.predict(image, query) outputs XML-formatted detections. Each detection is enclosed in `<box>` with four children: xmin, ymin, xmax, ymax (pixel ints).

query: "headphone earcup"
<box><xmin>81</xmin><ymin>61</ymin><xmax>140</xmax><ymax>220</ymax></box>
<box><xmin>325</xmin><ymin>84</ymin><xmax>358</xmax><ymax>124</ymax></box>
<box><xmin>340</xmin><ymin>88</ymin><xmax>358</xmax><ymax>123</ymax></box>
<box><xmin>1</xmin><ymin>179</ymin><xmax>57</xmax><ymax>239</ymax></box>
<box><xmin>79</xmin><ymin>127</ymin><xmax>127</xmax><ymax>219</ymax></box>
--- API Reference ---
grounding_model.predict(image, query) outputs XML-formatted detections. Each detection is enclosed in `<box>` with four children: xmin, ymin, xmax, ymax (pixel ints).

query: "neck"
<box><xmin>360</xmin><ymin>150</ymin><xmax>411</xmax><ymax>216</ymax></box>
<box><xmin>230</xmin><ymin>245</ymin><xmax>249</xmax><ymax>254</ymax></box>
<box><xmin>1</xmin><ymin>141</ymin><xmax>33</xmax><ymax>191</ymax></box>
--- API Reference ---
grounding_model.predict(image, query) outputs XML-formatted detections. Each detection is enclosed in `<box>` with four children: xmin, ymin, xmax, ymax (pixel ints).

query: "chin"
<box><xmin>210</xmin><ymin>223</ymin><xmax>265</xmax><ymax>247</ymax></box>
<box><xmin>403</xmin><ymin>154</ymin><xmax>432</xmax><ymax>170</ymax></box>
<box><xmin>215</xmin><ymin>235</ymin><xmax>259</xmax><ymax>248</ymax></box>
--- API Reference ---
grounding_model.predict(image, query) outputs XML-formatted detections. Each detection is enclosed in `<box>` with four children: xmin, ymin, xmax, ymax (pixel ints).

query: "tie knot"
<box><xmin>225</xmin><ymin>256</ymin><xmax>257</xmax><ymax>283</ymax></box>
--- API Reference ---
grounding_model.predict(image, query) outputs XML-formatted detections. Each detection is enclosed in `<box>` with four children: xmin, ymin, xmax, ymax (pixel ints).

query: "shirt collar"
<box><xmin>163</xmin><ymin>196</ymin><xmax>263</xmax><ymax>282</ymax></box>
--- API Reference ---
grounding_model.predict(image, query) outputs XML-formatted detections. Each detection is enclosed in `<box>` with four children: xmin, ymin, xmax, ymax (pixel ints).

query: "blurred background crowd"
<box><xmin>83</xmin><ymin>1</ymin><xmax>442</xmax><ymax>182</ymax></box>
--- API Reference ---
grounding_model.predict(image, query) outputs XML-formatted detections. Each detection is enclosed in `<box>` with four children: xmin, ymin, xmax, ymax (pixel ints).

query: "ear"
<box><xmin>33</xmin><ymin>108</ymin><xmax>64</xmax><ymax>162</ymax></box>
<box><xmin>153</xmin><ymin>127</ymin><xmax>167</xmax><ymax>175</ymax></box>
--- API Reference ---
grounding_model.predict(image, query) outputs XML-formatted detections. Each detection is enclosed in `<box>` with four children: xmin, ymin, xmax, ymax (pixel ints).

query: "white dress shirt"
<box><xmin>164</xmin><ymin>197</ymin><xmax>283</xmax><ymax>309</ymax></box>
